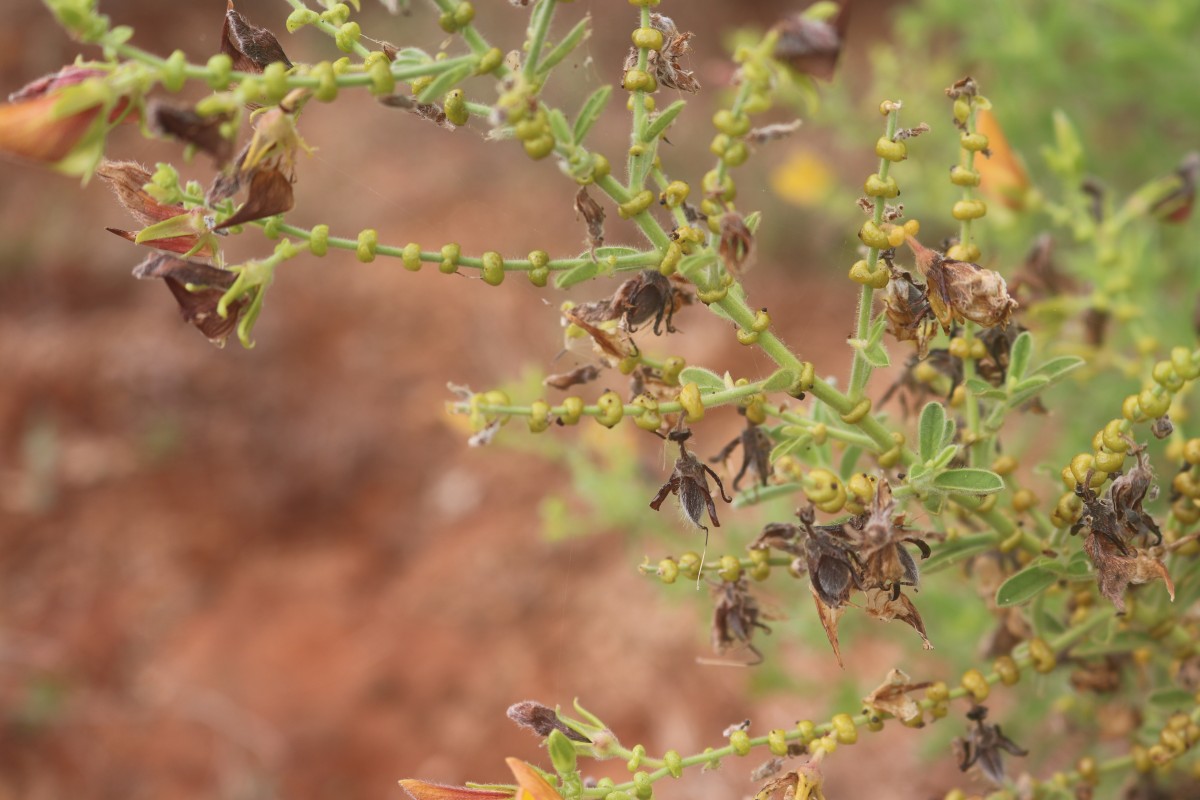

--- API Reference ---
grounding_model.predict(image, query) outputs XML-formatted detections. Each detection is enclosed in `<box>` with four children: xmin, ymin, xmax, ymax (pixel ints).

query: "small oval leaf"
<box><xmin>933</xmin><ymin>468</ymin><xmax>1005</xmax><ymax>495</ymax></box>
<box><xmin>996</xmin><ymin>564</ymin><xmax>1059</xmax><ymax>606</ymax></box>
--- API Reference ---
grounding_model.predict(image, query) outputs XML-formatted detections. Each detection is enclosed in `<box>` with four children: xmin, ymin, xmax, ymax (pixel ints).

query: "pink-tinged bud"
<box><xmin>398</xmin><ymin>781</ymin><xmax>514</xmax><ymax>800</ymax></box>
<box><xmin>0</xmin><ymin>66</ymin><xmax>134</xmax><ymax>171</ymax></box>
<box><xmin>903</xmin><ymin>235</ymin><xmax>940</xmax><ymax>277</ymax></box>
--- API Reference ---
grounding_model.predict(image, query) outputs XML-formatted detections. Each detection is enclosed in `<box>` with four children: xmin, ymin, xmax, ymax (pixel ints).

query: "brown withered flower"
<box><xmin>97</xmin><ymin>161</ymin><xmax>185</xmax><ymax>226</ymax></box>
<box><xmin>624</xmin><ymin>14</ymin><xmax>699</xmax><ymax>93</ymax></box>
<box><xmin>379</xmin><ymin>93</ymin><xmax>454</xmax><ymax>129</ymax></box>
<box><xmin>649</xmin><ymin>428</ymin><xmax>732</xmax><ymax>538</ymax></box>
<box><xmin>506</xmin><ymin>700</ymin><xmax>591</xmax><ymax>743</ymax></box>
<box><xmin>569</xmin><ymin>270</ymin><xmax>687</xmax><ymax>336</ymax></box>
<box><xmin>544</xmin><ymin>364</ymin><xmax>602</xmax><ymax>391</ymax></box>
<box><xmin>1069</xmin><ymin>655</ymin><xmax>1124</xmax><ymax>695</ymax></box>
<box><xmin>132</xmin><ymin>253</ymin><xmax>247</xmax><ymax>347</ymax></box>
<box><xmin>214</xmin><ymin>167</ymin><xmax>295</xmax><ymax>230</ymax></box>
<box><xmin>954</xmin><ymin>705</ymin><xmax>1028</xmax><ymax>786</ymax></box>
<box><xmin>147</xmin><ymin>100</ymin><xmax>234</xmax><ymax>165</ymax></box>
<box><xmin>222</xmin><ymin>0</ymin><xmax>292</xmax><ymax>74</ymax></box>
<box><xmin>905</xmin><ymin>237</ymin><xmax>1018</xmax><ymax>331</ymax></box>
<box><xmin>854</xmin><ymin>478</ymin><xmax>930</xmax><ymax>599</ymax></box>
<box><xmin>709</xmin><ymin>577</ymin><xmax>771</xmax><ymax>665</ymax></box>
<box><xmin>863</xmin><ymin>587</ymin><xmax>933</xmax><ymax>650</ymax></box>
<box><xmin>799</xmin><ymin>508</ymin><xmax>863</xmax><ymax>610</ymax></box>
<box><xmin>771</xmin><ymin>1</ymin><xmax>853</xmax><ymax>81</ymax></box>
<box><xmin>1073</xmin><ymin>455</ymin><xmax>1174</xmax><ymax>614</ymax></box>
<box><xmin>863</xmin><ymin>668</ymin><xmax>932</xmax><ymax>725</ymax></box>
<box><xmin>711</xmin><ymin>419</ymin><xmax>773</xmax><ymax>491</ymax></box>
<box><xmin>574</xmin><ymin>186</ymin><xmax>605</xmax><ymax>255</ymax></box>
<box><xmin>718</xmin><ymin>213</ymin><xmax>755</xmax><ymax>276</ymax></box>
<box><xmin>882</xmin><ymin>267</ymin><xmax>938</xmax><ymax>358</ymax></box>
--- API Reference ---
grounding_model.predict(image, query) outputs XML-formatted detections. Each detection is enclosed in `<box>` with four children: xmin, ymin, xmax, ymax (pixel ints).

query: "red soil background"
<box><xmin>0</xmin><ymin>1</ymin><xmax>966</xmax><ymax>797</ymax></box>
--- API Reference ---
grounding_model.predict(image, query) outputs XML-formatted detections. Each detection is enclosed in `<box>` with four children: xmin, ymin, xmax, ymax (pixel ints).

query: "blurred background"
<box><xmin>2</xmin><ymin>1</ymin><xmax>1199</xmax><ymax>797</ymax></box>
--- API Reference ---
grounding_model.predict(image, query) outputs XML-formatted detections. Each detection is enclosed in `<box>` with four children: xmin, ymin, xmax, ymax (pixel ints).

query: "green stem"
<box><xmin>285</xmin><ymin>0</ymin><xmax>371</xmax><ymax>58</ymax></box>
<box><xmin>847</xmin><ymin>108</ymin><xmax>900</xmax><ymax>402</ymax></box>
<box><xmin>627</xmin><ymin>6</ymin><xmax>653</xmax><ymax>191</ymax></box>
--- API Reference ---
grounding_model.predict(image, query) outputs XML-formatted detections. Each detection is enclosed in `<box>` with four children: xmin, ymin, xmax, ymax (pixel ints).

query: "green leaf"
<box><xmin>572</xmin><ymin>85</ymin><xmax>612</xmax><ymax>144</ymax></box>
<box><xmin>933</xmin><ymin>468</ymin><xmax>1005</xmax><ymax>495</ymax></box>
<box><xmin>1149</xmin><ymin>688</ymin><xmax>1196</xmax><ymax>708</ymax></box>
<box><xmin>929</xmin><ymin>443</ymin><xmax>959</xmax><ymax>471</ymax></box>
<box><xmin>643</xmin><ymin>100</ymin><xmax>686</xmax><ymax>143</ymax></box>
<box><xmin>918</xmin><ymin>402</ymin><xmax>948</xmax><ymax>463</ymax></box>
<box><xmin>1030</xmin><ymin>591</ymin><xmax>1064</xmax><ymax>638</ymax></box>
<box><xmin>1029</xmin><ymin>355</ymin><xmax>1085</xmax><ymax>383</ymax></box>
<box><xmin>535</xmin><ymin>15</ymin><xmax>591</xmax><ymax>77</ymax></box>
<box><xmin>732</xmin><ymin>481</ymin><xmax>800</xmax><ymax>509</ymax></box>
<box><xmin>1007</xmin><ymin>331</ymin><xmax>1033</xmax><ymax>383</ymax></box>
<box><xmin>922</xmin><ymin>534</ymin><xmax>996</xmax><ymax>574</ymax></box>
<box><xmin>744</xmin><ymin>211</ymin><xmax>762</xmax><ymax>234</ymax></box>
<box><xmin>1007</xmin><ymin>375</ymin><xmax>1051</xmax><ymax>407</ymax></box>
<box><xmin>554</xmin><ymin>260</ymin><xmax>599</xmax><ymax>288</ymax></box>
<box><xmin>762</xmin><ymin>369</ymin><xmax>797</xmax><ymax>392</ymax></box>
<box><xmin>678</xmin><ymin>367</ymin><xmax>725</xmax><ymax>391</ymax></box>
<box><xmin>965</xmin><ymin>377</ymin><xmax>1005</xmax><ymax>399</ymax></box>
<box><xmin>545</xmin><ymin>109</ymin><xmax>572</xmax><ymax>145</ymax></box>
<box><xmin>860</xmin><ymin>340</ymin><xmax>890</xmax><ymax>368</ymax></box>
<box><xmin>769</xmin><ymin>436</ymin><xmax>810</xmax><ymax>463</ymax></box>
<box><xmin>416</xmin><ymin>61</ymin><xmax>474</xmax><ymax>103</ymax></box>
<box><xmin>838</xmin><ymin>446</ymin><xmax>863</xmax><ymax>481</ymax></box>
<box><xmin>996</xmin><ymin>563</ymin><xmax>1059</xmax><ymax>606</ymax></box>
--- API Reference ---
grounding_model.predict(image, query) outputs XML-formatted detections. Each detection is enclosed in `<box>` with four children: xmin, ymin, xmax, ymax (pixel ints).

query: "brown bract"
<box><xmin>1073</xmin><ymin>451</ymin><xmax>1173</xmax><ymax>614</ymax></box>
<box><xmin>711</xmin><ymin>420</ymin><xmax>772</xmax><ymax>491</ymax></box>
<box><xmin>214</xmin><ymin>167</ymin><xmax>295</xmax><ymax>230</ymax></box>
<box><xmin>882</xmin><ymin>268</ymin><xmax>937</xmax><ymax>358</ymax></box>
<box><xmin>148</xmin><ymin>100</ymin><xmax>235</xmax><ymax>165</ymax></box>
<box><xmin>222</xmin><ymin>1</ymin><xmax>292</xmax><ymax>73</ymax></box>
<box><xmin>863</xmin><ymin>668</ymin><xmax>932</xmax><ymax>724</ymax></box>
<box><xmin>506</xmin><ymin>701</ymin><xmax>591</xmax><ymax>743</ymax></box>
<box><xmin>132</xmin><ymin>253</ymin><xmax>247</xmax><ymax>347</ymax></box>
<box><xmin>771</xmin><ymin>1</ymin><xmax>853</xmax><ymax>81</ymax></box>
<box><xmin>624</xmin><ymin>14</ymin><xmax>699</xmax><ymax>93</ymax></box>
<box><xmin>543</xmin><ymin>365</ymin><xmax>602</xmax><ymax>391</ymax></box>
<box><xmin>906</xmin><ymin>237</ymin><xmax>1018</xmax><ymax>331</ymax></box>
<box><xmin>573</xmin><ymin>186</ymin><xmax>605</xmax><ymax>255</ymax></box>
<box><xmin>710</xmin><ymin>577</ymin><xmax>770</xmax><ymax>664</ymax></box>
<box><xmin>857</xmin><ymin>478</ymin><xmax>930</xmax><ymax>597</ymax></box>
<box><xmin>567</xmin><ymin>270</ymin><xmax>687</xmax><ymax>336</ymax></box>
<box><xmin>718</xmin><ymin>213</ymin><xmax>755</xmax><ymax>276</ymax></box>
<box><xmin>97</xmin><ymin>161</ymin><xmax>185</xmax><ymax>226</ymax></box>
<box><xmin>954</xmin><ymin>705</ymin><xmax>1027</xmax><ymax>786</ymax></box>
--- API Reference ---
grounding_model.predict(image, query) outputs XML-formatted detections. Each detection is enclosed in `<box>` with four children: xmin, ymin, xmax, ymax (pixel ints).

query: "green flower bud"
<box><xmin>632</xmin><ymin>772</ymin><xmax>652</xmax><ymax>800</ymax></box>
<box><xmin>863</xmin><ymin>173</ymin><xmax>899</xmax><ymax>198</ymax></box>
<box><xmin>309</xmin><ymin>224</ymin><xmax>330</xmax><ymax>257</ymax></box>
<box><xmin>622</xmin><ymin>69</ymin><xmax>656</xmax><ymax>93</ymax></box>
<box><xmin>596</xmin><ymin>391</ymin><xmax>624</xmax><ymax>428</ymax></box>
<box><xmin>481</xmin><ymin>251</ymin><xmax>505</xmax><ymax>285</ymax></box>
<box><xmin>729</xmin><ymin>729</ymin><xmax>751</xmax><ymax>756</ymax></box>
<box><xmin>717</xmin><ymin>555</ymin><xmax>742</xmax><ymax>582</ymax></box>
<box><xmin>631</xmin><ymin>27</ymin><xmax>664</xmax><ymax>50</ymax></box>
<box><xmin>524</xmin><ymin>134</ymin><xmax>556</xmax><ymax>160</ymax></box>
<box><xmin>356</xmin><ymin>229</ymin><xmax>378</xmax><ymax>262</ymax></box>
<box><xmin>475</xmin><ymin>47</ymin><xmax>503</xmax><ymax>75</ymax></box>
<box><xmin>959</xmin><ymin>132</ymin><xmax>989</xmax><ymax>152</ymax></box>
<box><xmin>402</xmin><ymin>243</ymin><xmax>423</xmax><ymax>271</ymax></box>
<box><xmin>444</xmin><ymin>88</ymin><xmax>469</xmax><ymax>126</ymax></box>
<box><xmin>335</xmin><ymin>21</ymin><xmax>361</xmax><ymax>53</ymax></box>
<box><xmin>618</xmin><ymin>190</ymin><xmax>655</xmax><ymax>219</ymax></box>
<box><xmin>874</xmin><ymin>137</ymin><xmax>906</xmax><ymax>162</ymax></box>
<box><xmin>657</xmin><ymin>558</ymin><xmax>678</xmax><ymax>584</ymax></box>
<box><xmin>286</xmin><ymin>7</ymin><xmax>320</xmax><ymax>33</ymax></box>
<box><xmin>949</xmin><ymin>165</ymin><xmax>981</xmax><ymax>187</ymax></box>
<box><xmin>712</xmin><ymin>109</ymin><xmax>751</xmax><ymax>137</ymax></box>
<box><xmin>440</xmin><ymin>243</ymin><xmax>461</xmax><ymax>274</ymax></box>
<box><xmin>205</xmin><ymin>53</ymin><xmax>233</xmax><ymax>90</ymax></box>
<box><xmin>162</xmin><ymin>50</ymin><xmax>187</xmax><ymax>93</ymax></box>
<box><xmin>312</xmin><ymin>61</ymin><xmax>338</xmax><ymax>102</ymax></box>
<box><xmin>369</xmin><ymin>58</ymin><xmax>395</xmax><ymax>95</ymax></box>
<box><xmin>722</xmin><ymin>141</ymin><xmax>749</xmax><ymax>167</ymax></box>
<box><xmin>663</xmin><ymin>750</ymin><xmax>683</xmax><ymax>778</ymax></box>
<box><xmin>263</xmin><ymin>61</ymin><xmax>289</xmax><ymax>104</ymax></box>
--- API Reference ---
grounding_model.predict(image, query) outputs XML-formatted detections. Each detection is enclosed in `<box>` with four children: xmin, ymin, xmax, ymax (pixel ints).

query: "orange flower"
<box><xmin>974</xmin><ymin>109</ymin><xmax>1030</xmax><ymax>210</ymax></box>
<box><xmin>0</xmin><ymin>66</ymin><xmax>135</xmax><ymax>174</ymax></box>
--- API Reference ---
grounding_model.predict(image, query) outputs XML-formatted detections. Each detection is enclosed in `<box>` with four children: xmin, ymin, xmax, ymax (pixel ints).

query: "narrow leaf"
<box><xmin>933</xmin><ymin>468</ymin><xmax>1005</xmax><ymax>495</ymax></box>
<box><xmin>678</xmin><ymin>366</ymin><xmax>725</xmax><ymax>391</ymax></box>
<box><xmin>996</xmin><ymin>563</ymin><xmax>1059</xmax><ymax>606</ymax></box>
<box><xmin>535</xmin><ymin>16</ymin><xmax>591</xmax><ymax>77</ymax></box>
<box><xmin>922</xmin><ymin>534</ymin><xmax>996</xmax><ymax>574</ymax></box>
<box><xmin>545</xmin><ymin>108</ymin><xmax>572</xmax><ymax>145</ymax></box>
<box><xmin>732</xmin><ymin>481</ymin><xmax>801</xmax><ymax>509</ymax></box>
<box><xmin>1007</xmin><ymin>375</ymin><xmax>1051</xmax><ymax>407</ymax></box>
<box><xmin>918</xmin><ymin>401</ymin><xmax>948</xmax><ymax>463</ymax></box>
<box><xmin>554</xmin><ymin>260</ymin><xmax>599</xmax><ymax>288</ymax></box>
<box><xmin>572</xmin><ymin>85</ymin><xmax>611</xmax><ymax>144</ymax></box>
<box><xmin>762</xmin><ymin>368</ymin><xmax>797</xmax><ymax>392</ymax></box>
<box><xmin>965</xmin><ymin>377</ymin><xmax>1005</xmax><ymax>399</ymax></box>
<box><xmin>643</xmin><ymin>100</ymin><xmax>686</xmax><ymax>143</ymax></box>
<box><xmin>1029</xmin><ymin>355</ymin><xmax>1085</xmax><ymax>383</ymax></box>
<box><xmin>416</xmin><ymin>62</ymin><xmax>474</xmax><ymax>104</ymax></box>
<box><xmin>1007</xmin><ymin>331</ymin><xmax>1033</xmax><ymax>382</ymax></box>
